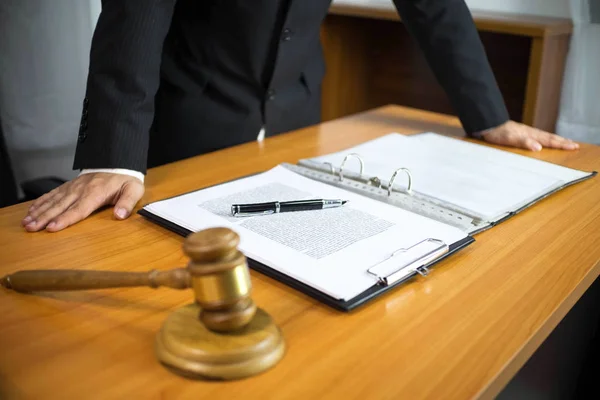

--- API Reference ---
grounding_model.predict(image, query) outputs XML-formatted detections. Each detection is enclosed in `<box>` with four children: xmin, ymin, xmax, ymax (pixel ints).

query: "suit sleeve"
<box><xmin>392</xmin><ymin>0</ymin><xmax>510</xmax><ymax>135</ymax></box>
<box><xmin>73</xmin><ymin>0</ymin><xmax>177</xmax><ymax>174</ymax></box>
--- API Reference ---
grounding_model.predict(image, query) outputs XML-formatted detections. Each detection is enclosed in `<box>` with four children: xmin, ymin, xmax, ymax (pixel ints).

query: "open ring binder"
<box><xmin>138</xmin><ymin>130</ymin><xmax>595</xmax><ymax>312</ymax></box>
<box><xmin>308</xmin><ymin>152</ymin><xmax>416</xmax><ymax>196</ymax></box>
<box><xmin>290</xmin><ymin>160</ymin><xmax>475</xmax><ymax>232</ymax></box>
<box><xmin>339</xmin><ymin>153</ymin><xmax>364</xmax><ymax>181</ymax></box>
<box><xmin>323</xmin><ymin>162</ymin><xmax>335</xmax><ymax>175</ymax></box>
<box><xmin>334</xmin><ymin>153</ymin><xmax>414</xmax><ymax>196</ymax></box>
<box><xmin>388</xmin><ymin>167</ymin><xmax>413</xmax><ymax>196</ymax></box>
<box><xmin>367</xmin><ymin>238</ymin><xmax>449</xmax><ymax>286</ymax></box>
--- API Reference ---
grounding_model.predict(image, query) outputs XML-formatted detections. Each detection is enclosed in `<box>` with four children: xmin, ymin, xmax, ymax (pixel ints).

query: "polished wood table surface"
<box><xmin>1</xmin><ymin>106</ymin><xmax>599</xmax><ymax>400</ymax></box>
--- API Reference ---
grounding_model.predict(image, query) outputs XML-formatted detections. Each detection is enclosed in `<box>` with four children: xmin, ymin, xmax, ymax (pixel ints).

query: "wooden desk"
<box><xmin>322</xmin><ymin>3</ymin><xmax>573</xmax><ymax>132</ymax></box>
<box><xmin>1</xmin><ymin>106</ymin><xmax>599</xmax><ymax>399</ymax></box>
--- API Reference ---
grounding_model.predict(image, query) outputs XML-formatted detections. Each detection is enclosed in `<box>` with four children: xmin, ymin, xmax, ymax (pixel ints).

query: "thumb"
<box><xmin>113</xmin><ymin>181</ymin><xmax>145</xmax><ymax>220</ymax></box>
<box><xmin>523</xmin><ymin>137</ymin><xmax>542</xmax><ymax>151</ymax></box>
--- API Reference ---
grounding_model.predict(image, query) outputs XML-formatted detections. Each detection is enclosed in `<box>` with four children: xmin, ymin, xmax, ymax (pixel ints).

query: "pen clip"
<box><xmin>231</xmin><ymin>204</ymin><xmax>277</xmax><ymax>217</ymax></box>
<box><xmin>232</xmin><ymin>210</ymin><xmax>276</xmax><ymax>217</ymax></box>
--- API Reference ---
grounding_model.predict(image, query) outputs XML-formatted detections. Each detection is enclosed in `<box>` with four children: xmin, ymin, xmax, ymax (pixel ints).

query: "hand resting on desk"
<box><xmin>18</xmin><ymin>121</ymin><xmax>577</xmax><ymax>232</ymax></box>
<box><xmin>480</xmin><ymin>120</ymin><xmax>579</xmax><ymax>151</ymax></box>
<box><xmin>21</xmin><ymin>173</ymin><xmax>144</xmax><ymax>232</ymax></box>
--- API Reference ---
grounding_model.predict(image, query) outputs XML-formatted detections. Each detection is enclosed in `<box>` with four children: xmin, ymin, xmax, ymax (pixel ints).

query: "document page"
<box><xmin>144</xmin><ymin>166</ymin><xmax>467</xmax><ymax>300</ymax></box>
<box><xmin>305</xmin><ymin>133</ymin><xmax>592</xmax><ymax>220</ymax></box>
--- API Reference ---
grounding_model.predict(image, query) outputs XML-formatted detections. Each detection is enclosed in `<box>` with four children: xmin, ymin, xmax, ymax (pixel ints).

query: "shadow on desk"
<box><xmin>499</xmin><ymin>276</ymin><xmax>600</xmax><ymax>399</ymax></box>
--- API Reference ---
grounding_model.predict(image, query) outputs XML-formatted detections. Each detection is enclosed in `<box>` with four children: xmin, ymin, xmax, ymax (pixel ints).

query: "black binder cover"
<box><xmin>138</xmin><ymin>208</ymin><xmax>474</xmax><ymax>312</ymax></box>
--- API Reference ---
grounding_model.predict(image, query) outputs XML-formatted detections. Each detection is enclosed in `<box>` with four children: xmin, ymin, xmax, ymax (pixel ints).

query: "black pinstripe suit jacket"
<box><xmin>73</xmin><ymin>0</ymin><xmax>509</xmax><ymax>173</ymax></box>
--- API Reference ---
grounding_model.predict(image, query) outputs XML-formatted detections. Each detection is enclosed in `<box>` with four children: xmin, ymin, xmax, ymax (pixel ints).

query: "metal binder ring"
<box><xmin>323</xmin><ymin>162</ymin><xmax>335</xmax><ymax>175</ymax></box>
<box><xmin>338</xmin><ymin>153</ymin><xmax>364</xmax><ymax>181</ymax></box>
<box><xmin>387</xmin><ymin>168</ymin><xmax>413</xmax><ymax>196</ymax></box>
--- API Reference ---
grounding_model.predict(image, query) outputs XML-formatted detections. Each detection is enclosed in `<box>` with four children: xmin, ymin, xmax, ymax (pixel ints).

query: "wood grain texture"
<box><xmin>329</xmin><ymin>3</ymin><xmax>573</xmax><ymax>37</ymax></box>
<box><xmin>522</xmin><ymin>35</ymin><xmax>571</xmax><ymax>132</ymax></box>
<box><xmin>320</xmin><ymin>15</ymin><xmax>371</xmax><ymax>122</ymax></box>
<box><xmin>321</xmin><ymin>10</ymin><xmax>569</xmax><ymax>131</ymax></box>
<box><xmin>0</xmin><ymin>268</ymin><xmax>190</xmax><ymax>292</ymax></box>
<box><xmin>325</xmin><ymin>15</ymin><xmax>531</xmax><ymax>122</ymax></box>
<box><xmin>155</xmin><ymin>304</ymin><xmax>285</xmax><ymax>381</ymax></box>
<box><xmin>1</xmin><ymin>106</ymin><xmax>599</xmax><ymax>399</ymax></box>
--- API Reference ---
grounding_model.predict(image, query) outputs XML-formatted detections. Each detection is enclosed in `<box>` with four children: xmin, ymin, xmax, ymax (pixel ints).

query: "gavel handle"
<box><xmin>0</xmin><ymin>268</ymin><xmax>190</xmax><ymax>292</ymax></box>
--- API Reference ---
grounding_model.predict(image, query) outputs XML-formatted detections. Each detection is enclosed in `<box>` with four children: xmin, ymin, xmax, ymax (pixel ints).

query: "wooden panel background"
<box><xmin>321</xmin><ymin>15</ymin><xmax>534</xmax><ymax>126</ymax></box>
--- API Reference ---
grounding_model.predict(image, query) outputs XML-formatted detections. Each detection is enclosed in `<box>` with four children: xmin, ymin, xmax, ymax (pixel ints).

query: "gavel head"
<box><xmin>183</xmin><ymin>227</ymin><xmax>256</xmax><ymax>332</ymax></box>
<box><xmin>156</xmin><ymin>227</ymin><xmax>285</xmax><ymax>380</ymax></box>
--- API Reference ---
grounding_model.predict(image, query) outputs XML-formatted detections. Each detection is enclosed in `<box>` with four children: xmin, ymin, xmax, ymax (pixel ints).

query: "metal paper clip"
<box><xmin>367</xmin><ymin>238</ymin><xmax>448</xmax><ymax>286</ymax></box>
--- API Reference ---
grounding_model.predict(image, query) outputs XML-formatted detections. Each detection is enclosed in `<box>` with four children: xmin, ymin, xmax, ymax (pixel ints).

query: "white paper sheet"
<box><xmin>144</xmin><ymin>166</ymin><xmax>467</xmax><ymax>300</ymax></box>
<box><xmin>306</xmin><ymin>133</ymin><xmax>591</xmax><ymax>220</ymax></box>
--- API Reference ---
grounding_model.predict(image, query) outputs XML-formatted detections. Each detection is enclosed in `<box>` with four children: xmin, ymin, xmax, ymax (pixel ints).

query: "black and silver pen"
<box><xmin>231</xmin><ymin>199</ymin><xmax>348</xmax><ymax>217</ymax></box>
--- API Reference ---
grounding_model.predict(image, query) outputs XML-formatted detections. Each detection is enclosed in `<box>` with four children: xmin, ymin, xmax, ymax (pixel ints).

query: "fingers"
<box><xmin>46</xmin><ymin>198</ymin><xmax>105</xmax><ymax>232</ymax></box>
<box><xmin>481</xmin><ymin>121</ymin><xmax>580</xmax><ymax>152</ymax></box>
<box><xmin>531</xmin><ymin>130</ymin><xmax>579</xmax><ymax>150</ymax></box>
<box><xmin>28</xmin><ymin>189</ymin><xmax>56</xmax><ymax>213</ymax></box>
<box><xmin>23</xmin><ymin>192</ymin><xmax>78</xmax><ymax>232</ymax></box>
<box><xmin>22</xmin><ymin>188</ymin><xmax>66</xmax><ymax>228</ymax></box>
<box><xmin>482</xmin><ymin>127</ymin><xmax>542</xmax><ymax>151</ymax></box>
<box><xmin>21</xmin><ymin>173</ymin><xmax>145</xmax><ymax>233</ymax></box>
<box><xmin>25</xmin><ymin>185</ymin><xmax>107</xmax><ymax>232</ymax></box>
<box><xmin>521</xmin><ymin>137</ymin><xmax>542</xmax><ymax>152</ymax></box>
<box><xmin>495</xmin><ymin>123</ymin><xmax>541</xmax><ymax>151</ymax></box>
<box><xmin>113</xmin><ymin>181</ymin><xmax>145</xmax><ymax>220</ymax></box>
<box><xmin>22</xmin><ymin>192</ymin><xmax>59</xmax><ymax>226</ymax></box>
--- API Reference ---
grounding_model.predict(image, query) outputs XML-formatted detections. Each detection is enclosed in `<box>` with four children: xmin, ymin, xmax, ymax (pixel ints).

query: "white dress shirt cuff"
<box><xmin>79</xmin><ymin>168</ymin><xmax>145</xmax><ymax>183</ymax></box>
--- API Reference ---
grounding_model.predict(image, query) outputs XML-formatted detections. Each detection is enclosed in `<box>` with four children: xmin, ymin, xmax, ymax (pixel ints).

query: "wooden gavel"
<box><xmin>1</xmin><ymin>227</ymin><xmax>285</xmax><ymax>379</ymax></box>
<box><xmin>1</xmin><ymin>267</ymin><xmax>191</xmax><ymax>290</ymax></box>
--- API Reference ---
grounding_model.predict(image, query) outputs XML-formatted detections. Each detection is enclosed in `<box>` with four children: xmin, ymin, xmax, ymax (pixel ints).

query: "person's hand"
<box><xmin>21</xmin><ymin>173</ymin><xmax>145</xmax><ymax>232</ymax></box>
<box><xmin>480</xmin><ymin>120</ymin><xmax>579</xmax><ymax>151</ymax></box>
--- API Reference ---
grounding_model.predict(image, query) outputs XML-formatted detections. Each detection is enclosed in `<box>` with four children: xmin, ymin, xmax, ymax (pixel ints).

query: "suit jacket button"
<box><xmin>281</xmin><ymin>28</ymin><xmax>293</xmax><ymax>41</ymax></box>
<box><xmin>267</xmin><ymin>89</ymin><xmax>276</xmax><ymax>100</ymax></box>
<box><xmin>83</xmin><ymin>97</ymin><xmax>89</xmax><ymax>106</ymax></box>
<box><xmin>78</xmin><ymin>132</ymin><xmax>87</xmax><ymax>142</ymax></box>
